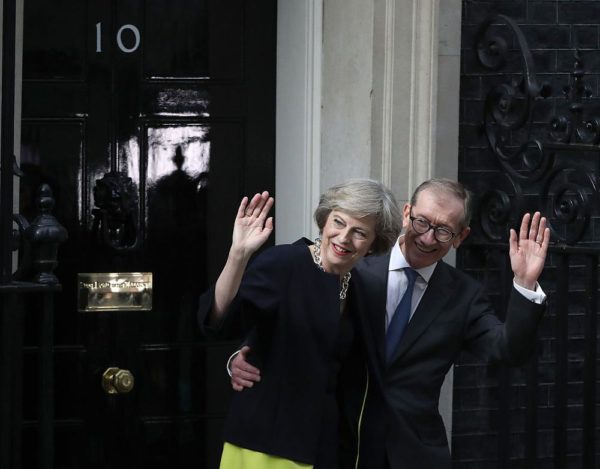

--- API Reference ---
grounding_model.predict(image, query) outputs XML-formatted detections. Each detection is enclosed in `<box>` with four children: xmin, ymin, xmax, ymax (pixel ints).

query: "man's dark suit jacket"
<box><xmin>339</xmin><ymin>253</ymin><xmax>546</xmax><ymax>469</ymax></box>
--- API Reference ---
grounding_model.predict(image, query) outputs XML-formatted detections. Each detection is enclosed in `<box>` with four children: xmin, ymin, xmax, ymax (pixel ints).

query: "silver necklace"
<box><xmin>313</xmin><ymin>237</ymin><xmax>351</xmax><ymax>300</ymax></box>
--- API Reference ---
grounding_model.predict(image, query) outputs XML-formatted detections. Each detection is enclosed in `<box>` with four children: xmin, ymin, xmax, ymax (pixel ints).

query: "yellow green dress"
<box><xmin>220</xmin><ymin>442</ymin><xmax>313</xmax><ymax>469</ymax></box>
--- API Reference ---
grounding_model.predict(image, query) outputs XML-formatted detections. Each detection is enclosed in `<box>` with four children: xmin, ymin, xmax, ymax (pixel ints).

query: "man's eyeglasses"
<box><xmin>409</xmin><ymin>210</ymin><xmax>457</xmax><ymax>243</ymax></box>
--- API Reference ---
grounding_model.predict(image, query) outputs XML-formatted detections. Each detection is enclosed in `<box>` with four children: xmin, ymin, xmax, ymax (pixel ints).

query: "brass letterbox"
<box><xmin>77</xmin><ymin>272</ymin><xmax>152</xmax><ymax>312</ymax></box>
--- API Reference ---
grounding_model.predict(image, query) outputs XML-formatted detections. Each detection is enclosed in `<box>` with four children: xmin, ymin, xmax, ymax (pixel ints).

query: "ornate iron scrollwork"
<box><xmin>543</xmin><ymin>169</ymin><xmax>597</xmax><ymax>244</ymax></box>
<box><xmin>549</xmin><ymin>50</ymin><xmax>600</xmax><ymax>145</ymax></box>
<box><xmin>91</xmin><ymin>171</ymin><xmax>139</xmax><ymax>251</ymax></box>
<box><xmin>476</xmin><ymin>14</ymin><xmax>553</xmax><ymax>183</ymax></box>
<box><xmin>470</xmin><ymin>173</ymin><xmax>524</xmax><ymax>243</ymax></box>
<box><xmin>475</xmin><ymin>15</ymin><xmax>600</xmax><ymax>245</ymax></box>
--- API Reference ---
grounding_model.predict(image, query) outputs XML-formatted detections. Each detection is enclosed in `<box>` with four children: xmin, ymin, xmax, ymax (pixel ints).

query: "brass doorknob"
<box><xmin>102</xmin><ymin>367</ymin><xmax>135</xmax><ymax>394</ymax></box>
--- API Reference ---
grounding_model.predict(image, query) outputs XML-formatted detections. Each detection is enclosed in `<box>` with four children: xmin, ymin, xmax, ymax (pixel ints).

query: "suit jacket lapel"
<box><xmin>390</xmin><ymin>261</ymin><xmax>454</xmax><ymax>363</ymax></box>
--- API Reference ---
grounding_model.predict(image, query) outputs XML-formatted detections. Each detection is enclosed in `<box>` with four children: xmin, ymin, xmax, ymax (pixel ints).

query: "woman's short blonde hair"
<box><xmin>313</xmin><ymin>179</ymin><xmax>402</xmax><ymax>255</ymax></box>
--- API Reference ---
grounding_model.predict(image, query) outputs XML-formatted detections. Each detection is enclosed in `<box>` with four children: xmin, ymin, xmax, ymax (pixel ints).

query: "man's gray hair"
<box><xmin>314</xmin><ymin>179</ymin><xmax>402</xmax><ymax>255</ymax></box>
<box><xmin>410</xmin><ymin>178</ymin><xmax>473</xmax><ymax>228</ymax></box>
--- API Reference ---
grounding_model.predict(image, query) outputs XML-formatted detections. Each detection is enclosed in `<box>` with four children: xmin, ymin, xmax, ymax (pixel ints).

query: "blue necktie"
<box><xmin>386</xmin><ymin>268</ymin><xmax>418</xmax><ymax>363</ymax></box>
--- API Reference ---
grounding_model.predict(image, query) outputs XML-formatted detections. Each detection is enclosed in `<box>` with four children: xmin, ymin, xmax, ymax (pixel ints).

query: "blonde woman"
<box><xmin>198</xmin><ymin>179</ymin><xmax>401</xmax><ymax>469</ymax></box>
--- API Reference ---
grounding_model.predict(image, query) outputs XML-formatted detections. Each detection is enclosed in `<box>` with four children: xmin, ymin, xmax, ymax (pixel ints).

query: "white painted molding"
<box><xmin>320</xmin><ymin>0</ymin><xmax>374</xmax><ymax>190</ymax></box>
<box><xmin>380</xmin><ymin>0</ymin><xmax>396</xmax><ymax>189</ymax></box>
<box><xmin>306</xmin><ymin>0</ymin><xmax>322</xmax><ymax>241</ymax></box>
<box><xmin>408</xmin><ymin>0</ymin><xmax>439</xmax><ymax>197</ymax></box>
<box><xmin>275</xmin><ymin>0</ymin><xmax>322</xmax><ymax>243</ymax></box>
<box><xmin>2</xmin><ymin>0</ymin><xmax>25</xmax><ymax>270</ymax></box>
<box><xmin>373</xmin><ymin>0</ymin><xmax>440</xmax><ymax>202</ymax></box>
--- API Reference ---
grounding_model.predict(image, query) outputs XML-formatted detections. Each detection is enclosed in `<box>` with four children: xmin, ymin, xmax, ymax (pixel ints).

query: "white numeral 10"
<box><xmin>96</xmin><ymin>22</ymin><xmax>141</xmax><ymax>53</ymax></box>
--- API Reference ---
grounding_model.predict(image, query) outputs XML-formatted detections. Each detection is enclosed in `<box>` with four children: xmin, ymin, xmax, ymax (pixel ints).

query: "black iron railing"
<box><xmin>0</xmin><ymin>284</ymin><xmax>59</xmax><ymax>469</ymax></box>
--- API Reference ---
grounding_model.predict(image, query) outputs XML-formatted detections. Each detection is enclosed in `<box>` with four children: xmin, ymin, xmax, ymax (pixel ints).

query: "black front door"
<box><xmin>20</xmin><ymin>1</ymin><xmax>276</xmax><ymax>467</ymax></box>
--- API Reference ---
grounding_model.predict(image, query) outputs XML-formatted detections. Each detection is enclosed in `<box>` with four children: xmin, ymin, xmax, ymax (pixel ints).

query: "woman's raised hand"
<box><xmin>211</xmin><ymin>192</ymin><xmax>274</xmax><ymax>320</ymax></box>
<box><xmin>231</xmin><ymin>191</ymin><xmax>274</xmax><ymax>258</ymax></box>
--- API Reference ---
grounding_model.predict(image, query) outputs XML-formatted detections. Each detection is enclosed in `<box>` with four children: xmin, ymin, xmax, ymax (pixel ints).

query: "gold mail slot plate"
<box><xmin>78</xmin><ymin>272</ymin><xmax>152</xmax><ymax>312</ymax></box>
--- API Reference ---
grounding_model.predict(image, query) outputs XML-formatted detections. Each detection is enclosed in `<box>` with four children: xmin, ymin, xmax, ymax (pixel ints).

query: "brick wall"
<box><xmin>456</xmin><ymin>1</ymin><xmax>600</xmax><ymax>467</ymax></box>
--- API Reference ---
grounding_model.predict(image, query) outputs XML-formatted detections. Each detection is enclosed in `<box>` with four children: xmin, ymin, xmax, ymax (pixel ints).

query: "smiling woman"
<box><xmin>198</xmin><ymin>179</ymin><xmax>401</xmax><ymax>469</ymax></box>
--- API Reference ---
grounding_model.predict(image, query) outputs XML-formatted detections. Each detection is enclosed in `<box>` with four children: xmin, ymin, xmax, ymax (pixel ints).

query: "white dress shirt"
<box><xmin>385</xmin><ymin>238</ymin><xmax>547</xmax><ymax>332</ymax></box>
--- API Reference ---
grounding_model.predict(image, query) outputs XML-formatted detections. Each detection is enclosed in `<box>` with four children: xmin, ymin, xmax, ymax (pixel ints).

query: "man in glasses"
<box><xmin>339</xmin><ymin>178</ymin><xmax>548</xmax><ymax>468</ymax></box>
<box><xmin>230</xmin><ymin>178</ymin><xmax>549</xmax><ymax>469</ymax></box>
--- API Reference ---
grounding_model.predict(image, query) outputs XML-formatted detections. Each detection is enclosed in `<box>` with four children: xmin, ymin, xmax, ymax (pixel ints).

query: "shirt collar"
<box><xmin>389</xmin><ymin>236</ymin><xmax>437</xmax><ymax>283</ymax></box>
